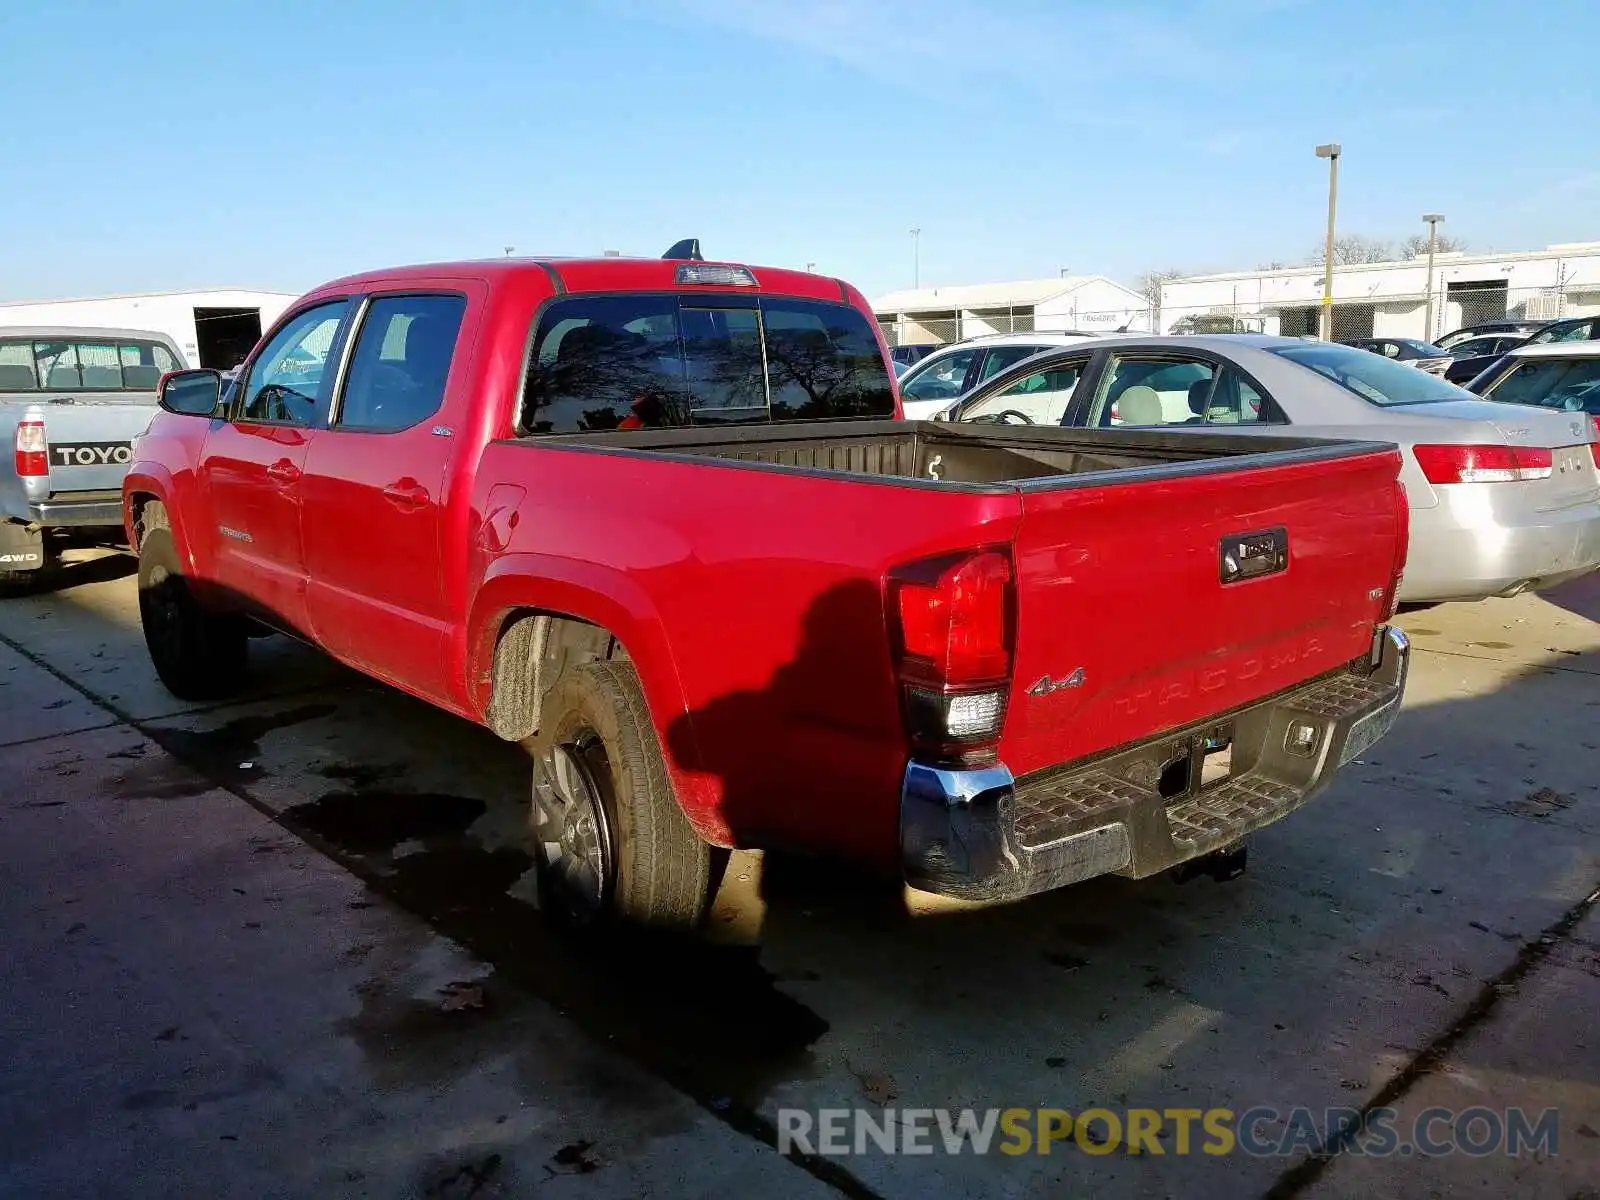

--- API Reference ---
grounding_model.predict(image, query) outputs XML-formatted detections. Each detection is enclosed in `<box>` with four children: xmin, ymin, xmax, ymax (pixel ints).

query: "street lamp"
<box><xmin>1422</xmin><ymin>213</ymin><xmax>1444</xmax><ymax>342</ymax></box>
<box><xmin>1315</xmin><ymin>143</ymin><xmax>1340</xmax><ymax>339</ymax></box>
<box><xmin>805</xmin><ymin>261</ymin><xmax>816</xmax><ymax>273</ymax></box>
<box><xmin>910</xmin><ymin>227</ymin><xmax>921</xmax><ymax>288</ymax></box>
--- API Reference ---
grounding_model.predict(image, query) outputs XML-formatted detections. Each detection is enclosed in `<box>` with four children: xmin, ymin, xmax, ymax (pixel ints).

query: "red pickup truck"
<box><xmin>126</xmin><ymin>250</ymin><xmax>1410</xmax><ymax>928</ymax></box>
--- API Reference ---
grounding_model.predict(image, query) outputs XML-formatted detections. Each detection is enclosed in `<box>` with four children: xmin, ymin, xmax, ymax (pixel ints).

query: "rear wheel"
<box><xmin>136</xmin><ymin>503</ymin><xmax>247</xmax><ymax>700</ymax></box>
<box><xmin>529</xmin><ymin>659</ymin><xmax>712</xmax><ymax>931</ymax></box>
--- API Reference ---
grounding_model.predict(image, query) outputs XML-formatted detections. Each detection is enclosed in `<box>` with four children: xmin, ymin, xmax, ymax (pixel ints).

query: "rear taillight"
<box><xmin>13</xmin><ymin>421</ymin><xmax>46</xmax><ymax>477</ymax></box>
<box><xmin>1383</xmin><ymin>479</ymin><xmax>1409</xmax><ymax>621</ymax></box>
<box><xmin>888</xmin><ymin>549</ymin><xmax>1015</xmax><ymax>764</ymax></box>
<box><xmin>1412</xmin><ymin>443</ymin><xmax>1552</xmax><ymax>484</ymax></box>
<box><xmin>1590</xmin><ymin>417</ymin><xmax>1600</xmax><ymax>469</ymax></box>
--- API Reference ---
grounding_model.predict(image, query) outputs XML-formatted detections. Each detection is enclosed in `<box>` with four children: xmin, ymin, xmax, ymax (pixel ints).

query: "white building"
<box><xmin>0</xmin><ymin>288</ymin><xmax>299</xmax><ymax>370</ymax></box>
<box><xmin>873</xmin><ymin>276</ymin><xmax>1152</xmax><ymax>346</ymax></box>
<box><xmin>1158</xmin><ymin>242</ymin><xmax>1600</xmax><ymax>342</ymax></box>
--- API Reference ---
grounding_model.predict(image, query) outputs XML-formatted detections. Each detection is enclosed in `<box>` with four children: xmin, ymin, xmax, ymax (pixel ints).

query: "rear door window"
<box><xmin>336</xmin><ymin>294</ymin><xmax>468</xmax><ymax>431</ymax></box>
<box><xmin>1089</xmin><ymin>357</ymin><xmax>1215</xmax><ymax>426</ymax></box>
<box><xmin>520</xmin><ymin>294</ymin><xmax>894</xmax><ymax>433</ymax></box>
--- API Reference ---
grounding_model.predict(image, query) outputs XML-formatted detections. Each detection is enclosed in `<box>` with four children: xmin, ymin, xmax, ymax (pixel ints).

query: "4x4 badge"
<box><xmin>1028</xmin><ymin>668</ymin><xmax>1085</xmax><ymax>696</ymax></box>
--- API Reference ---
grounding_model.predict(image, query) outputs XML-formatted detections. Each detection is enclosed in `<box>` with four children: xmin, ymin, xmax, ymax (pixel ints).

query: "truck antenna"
<box><xmin>663</xmin><ymin>238</ymin><xmax>703</xmax><ymax>261</ymax></box>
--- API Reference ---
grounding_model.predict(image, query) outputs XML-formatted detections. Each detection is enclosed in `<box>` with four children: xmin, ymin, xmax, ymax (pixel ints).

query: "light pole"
<box><xmin>910</xmin><ymin>227</ymin><xmax>921</xmax><ymax>288</ymax></box>
<box><xmin>1315</xmin><ymin>143</ymin><xmax>1340</xmax><ymax>339</ymax></box>
<box><xmin>805</xmin><ymin>261</ymin><xmax>816</xmax><ymax>273</ymax></box>
<box><xmin>1422</xmin><ymin>213</ymin><xmax>1444</xmax><ymax>342</ymax></box>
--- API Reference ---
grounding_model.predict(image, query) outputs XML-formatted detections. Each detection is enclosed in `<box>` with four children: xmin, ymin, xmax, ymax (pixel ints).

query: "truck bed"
<box><xmin>524</xmin><ymin>419</ymin><xmax>1393</xmax><ymax>489</ymax></box>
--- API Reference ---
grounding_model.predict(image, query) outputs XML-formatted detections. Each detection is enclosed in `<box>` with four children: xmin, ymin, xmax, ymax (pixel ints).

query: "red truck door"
<box><xmin>299</xmin><ymin>291</ymin><xmax>470</xmax><ymax>698</ymax></box>
<box><xmin>200</xmin><ymin>300</ymin><xmax>352</xmax><ymax>632</ymax></box>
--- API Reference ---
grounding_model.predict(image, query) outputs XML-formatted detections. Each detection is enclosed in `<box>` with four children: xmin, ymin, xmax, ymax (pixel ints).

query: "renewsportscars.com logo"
<box><xmin>777</xmin><ymin>1106</ymin><xmax>1561</xmax><ymax>1159</ymax></box>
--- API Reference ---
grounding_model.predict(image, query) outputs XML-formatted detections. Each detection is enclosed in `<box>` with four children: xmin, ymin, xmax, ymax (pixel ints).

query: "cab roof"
<box><xmin>314</xmin><ymin>256</ymin><xmax>859</xmax><ymax>306</ymax></box>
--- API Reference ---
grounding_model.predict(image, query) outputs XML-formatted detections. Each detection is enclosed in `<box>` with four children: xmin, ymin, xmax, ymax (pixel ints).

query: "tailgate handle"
<box><xmin>1220</xmin><ymin>526</ymin><xmax>1287</xmax><ymax>584</ymax></box>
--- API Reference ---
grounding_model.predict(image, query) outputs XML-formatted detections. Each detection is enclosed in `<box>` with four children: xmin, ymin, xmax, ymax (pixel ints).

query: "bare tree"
<box><xmin>1399</xmin><ymin>232</ymin><xmax>1468</xmax><ymax>258</ymax></box>
<box><xmin>1306</xmin><ymin>234</ymin><xmax>1396</xmax><ymax>267</ymax></box>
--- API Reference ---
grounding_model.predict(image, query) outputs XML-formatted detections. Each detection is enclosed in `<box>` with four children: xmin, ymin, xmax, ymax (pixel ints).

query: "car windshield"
<box><xmin>1396</xmin><ymin>339</ymin><xmax>1444</xmax><ymax>356</ymax></box>
<box><xmin>1483</xmin><ymin>357</ymin><xmax>1600</xmax><ymax>414</ymax></box>
<box><xmin>1448</xmin><ymin>337</ymin><xmax>1504</xmax><ymax>358</ymax></box>
<box><xmin>1271</xmin><ymin>342</ymin><xmax>1468</xmax><ymax>406</ymax></box>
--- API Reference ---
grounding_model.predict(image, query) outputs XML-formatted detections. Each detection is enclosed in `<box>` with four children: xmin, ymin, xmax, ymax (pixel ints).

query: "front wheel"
<box><xmin>529</xmin><ymin>659</ymin><xmax>712</xmax><ymax>930</ymax></box>
<box><xmin>137</xmin><ymin>505</ymin><xmax>248</xmax><ymax>700</ymax></box>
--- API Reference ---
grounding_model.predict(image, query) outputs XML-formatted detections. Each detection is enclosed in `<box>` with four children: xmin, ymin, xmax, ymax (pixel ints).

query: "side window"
<box><xmin>681</xmin><ymin>306</ymin><xmax>767</xmax><ymax>418</ymax></box>
<box><xmin>336</xmin><ymin>294</ymin><xmax>467</xmax><ymax>432</ymax></box>
<box><xmin>522</xmin><ymin>295</ymin><xmax>687</xmax><ymax>434</ymax></box>
<box><xmin>900</xmin><ymin>349</ymin><xmax>976</xmax><ymax>404</ymax></box>
<box><xmin>239</xmin><ymin>301</ymin><xmax>350</xmax><ymax>425</ymax></box>
<box><xmin>977</xmin><ymin>344</ymin><xmax>1047</xmax><ymax>382</ymax></box>
<box><xmin>1091</xmin><ymin>357</ymin><xmax>1214</xmax><ymax>426</ymax></box>
<box><xmin>958</xmin><ymin>358</ymin><xmax>1089</xmax><ymax>426</ymax></box>
<box><xmin>759</xmin><ymin>298</ymin><xmax>895</xmax><ymax>420</ymax></box>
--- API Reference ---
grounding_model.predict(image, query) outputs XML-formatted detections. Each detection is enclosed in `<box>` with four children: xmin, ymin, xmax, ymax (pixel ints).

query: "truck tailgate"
<box><xmin>38</xmin><ymin>401</ymin><xmax>153</xmax><ymax>494</ymax></box>
<box><xmin>1002</xmin><ymin>446</ymin><xmax>1403</xmax><ymax>777</ymax></box>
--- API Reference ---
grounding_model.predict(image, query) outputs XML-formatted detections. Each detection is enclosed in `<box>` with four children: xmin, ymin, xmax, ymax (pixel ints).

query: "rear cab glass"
<box><xmin>520</xmin><ymin>294</ymin><xmax>895</xmax><ymax>434</ymax></box>
<box><xmin>0</xmin><ymin>336</ymin><xmax>179</xmax><ymax>392</ymax></box>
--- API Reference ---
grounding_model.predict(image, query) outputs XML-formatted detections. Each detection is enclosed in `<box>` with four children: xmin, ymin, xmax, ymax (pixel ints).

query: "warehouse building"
<box><xmin>0</xmin><ymin>288</ymin><xmax>299</xmax><ymax>370</ymax></box>
<box><xmin>873</xmin><ymin>275</ymin><xmax>1152</xmax><ymax>346</ymax></box>
<box><xmin>1158</xmin><ymin>242</ymin><xmax>1600</xmax><ymax>342</ymax></box>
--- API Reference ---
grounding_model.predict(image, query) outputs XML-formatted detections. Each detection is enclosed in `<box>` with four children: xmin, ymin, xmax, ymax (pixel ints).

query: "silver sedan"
<box><xmin>939</xmin><ymin>334</ymin><xmax>1600</xmax><ymax>604</ymax></box>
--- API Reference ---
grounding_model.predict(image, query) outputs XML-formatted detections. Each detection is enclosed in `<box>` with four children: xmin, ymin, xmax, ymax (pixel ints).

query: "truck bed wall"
<box><xmin>533</xmin><ymin>420</ymin><xmax>1350</xmax><ymax>487</ymax></box>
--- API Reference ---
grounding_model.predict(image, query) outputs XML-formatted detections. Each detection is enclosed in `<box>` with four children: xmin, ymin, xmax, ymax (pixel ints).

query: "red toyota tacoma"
<box><xmin>125</xmin><ymin>248</ymin><xmax>1410</xmax><ymax>927</ymax></box>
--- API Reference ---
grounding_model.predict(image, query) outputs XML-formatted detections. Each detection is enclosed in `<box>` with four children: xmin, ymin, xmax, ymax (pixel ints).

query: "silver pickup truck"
<box><xmin>2</xmin><ymin>326</ymin><xmax>188</xmax><ymax>587</ymax></box>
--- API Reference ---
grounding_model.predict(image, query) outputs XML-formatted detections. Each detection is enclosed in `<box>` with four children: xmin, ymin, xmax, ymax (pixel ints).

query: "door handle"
<box><xmin>266</xmin><ymin>459</ymin><xmax>301</xmax><ymax>484</ymax></box>
<box><xmin>382</xmin><ymin>479</ymin><xmax>431</xmax><ymax>508</ymax></box>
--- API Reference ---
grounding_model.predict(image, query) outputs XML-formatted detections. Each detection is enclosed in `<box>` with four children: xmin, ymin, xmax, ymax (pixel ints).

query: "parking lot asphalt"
<box><xmin>1</xmin><ymin>555</ymin><xmax>1596</xmax><ymax>1199</ymax></box>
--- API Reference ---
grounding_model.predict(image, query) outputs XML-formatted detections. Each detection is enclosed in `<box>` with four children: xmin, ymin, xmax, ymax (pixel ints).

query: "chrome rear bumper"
<box><xmin>901</xmin><ymin>627</ymin><xmax>1410</xmax><ymax>902</ymax></box>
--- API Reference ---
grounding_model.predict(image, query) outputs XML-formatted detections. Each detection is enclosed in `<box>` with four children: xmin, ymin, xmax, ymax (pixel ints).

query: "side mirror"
<box><xmin>158</xmin><ymin>369</ymin><xmax>223</xmax><ymax>417</ymax></box>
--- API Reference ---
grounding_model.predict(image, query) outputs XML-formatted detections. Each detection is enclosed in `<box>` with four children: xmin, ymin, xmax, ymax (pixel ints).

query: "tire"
<box><xmin>136</xmin><ymin>502</ymin><xmax>247</xmax><ymax>700</ymax></box>
<box><xmin>529</xmin><ymin>659</ymin><xmax>712</xmax><ymax>931</ymax></box>
<box><xmin>0</xmin><ymin>569</ymin><xmax>36</xmax><ymax>597</ymax></box>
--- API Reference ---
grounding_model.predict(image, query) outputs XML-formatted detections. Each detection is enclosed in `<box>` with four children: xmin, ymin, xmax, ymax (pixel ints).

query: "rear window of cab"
<box><xmin>0</xmin><ymin>337</ymin><xmax>179</xmax><ymax>392</ymax></box>
<box><xmin>520</xmin><ymin>294</ymin><xmax>895</xmax><ymax>434</ymax></box>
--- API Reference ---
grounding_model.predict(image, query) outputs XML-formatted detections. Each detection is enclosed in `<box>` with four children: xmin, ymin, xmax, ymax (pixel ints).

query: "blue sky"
<box><xmin>2</xmin><ymin>0</ymin><xmax>1596</xmax><ymax>301</ymax></box>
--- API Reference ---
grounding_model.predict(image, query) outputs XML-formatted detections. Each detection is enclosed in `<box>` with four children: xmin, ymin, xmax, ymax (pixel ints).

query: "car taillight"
<box><xmin>13</xmin><ymin>421</ymin><xmax>47</xmax><ymax>477</ymax></box>
<box><xmin>1590</xmin><ymin>417</ymin><xmax>1600</xmax><ymax>469</ymax></box>
<box><xmin>888</xmin><ymin>549</ymin><xmax>1015</xmax><ymax>764</ymax></box>
<box><xmin>1412</xmin><ymin>443</ymin><xmax>1553</xmax><ymax>484</ymax></box>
